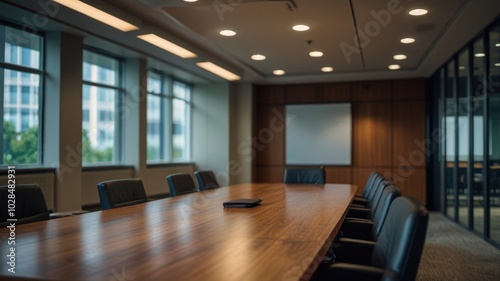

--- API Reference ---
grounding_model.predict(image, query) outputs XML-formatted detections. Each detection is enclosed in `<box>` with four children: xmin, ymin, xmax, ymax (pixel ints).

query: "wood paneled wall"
<box><xmin>254</xmin><ymin>79</ymin><xmax>427</xmax><ymax>203</ymax></box>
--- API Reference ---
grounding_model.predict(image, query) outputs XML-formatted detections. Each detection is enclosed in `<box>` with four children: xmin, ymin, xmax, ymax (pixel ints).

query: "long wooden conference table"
<box><xmin>1</xmin><ymin>183</ymin><xmax>356</xmax><ymax>281</ymax></box>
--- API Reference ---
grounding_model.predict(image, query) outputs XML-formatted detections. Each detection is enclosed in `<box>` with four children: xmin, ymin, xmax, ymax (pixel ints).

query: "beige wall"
<box><xmin>192</xmin><ymin>82</ymin><xmax>231</xmax><ymax>185</ymax></box>
<box><xmin>229</xmin><ymin>83</ymin><xmax>254</xmax><ymax>184</ymax></box>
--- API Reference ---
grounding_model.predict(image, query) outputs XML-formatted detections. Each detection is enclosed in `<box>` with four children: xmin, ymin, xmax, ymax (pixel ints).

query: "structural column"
<box><xmin>44</xmin><ymin>32</ymin><xmax>83</xmax><ymax>211</ymax></box>
<box><xmin>123</xmin><ymin>58</ymin><xmax>147</xmax><ymax>179</ymax></box>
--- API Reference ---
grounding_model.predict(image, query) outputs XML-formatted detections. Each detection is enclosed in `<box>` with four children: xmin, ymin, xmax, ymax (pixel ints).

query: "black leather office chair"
<box><xmin>166</xmin><ymin>173</ymin><xmax>197</xmax><ymax>197</ymax></box>
<box><xmin>97</xmin><ymin>178</ymin><xmax>149</xmax><ymax>210</ymax></box>
<box><xmin>194</xmin><ymin>170</ymin><xmax>220</xmax><ymax>191</ymax></box>
<box><xmin>0</xmin><ymin>184</ymin><xmax>50</xmax><ymax>227</ymax></box>
<box><xmin>323</xmin><ymin>184</ymin><xmax>400</xmax><ymax>263</ymax></box>
<box><xmin>347</xmin><ymin>180</ymin><xmax>392</xmax><ymax>220</ymax></box>
<box><xmin>283</xmin><ymin>168</ymin><xmax>325</xmax><ymax>184</ymax></box>
<box><xmin>339</xmin><ymin>185</ymin><xmax>401</xmax><ymax>241</ymax></box>
<box><xmin>316</xmin><ymin>196</ymin><xmax>429</xmax><ymax>281</ymax></box>
<box><xmin>353</xmin><ymin>171</ymin><xmax>383</xmax><ymax>205</ymax></box>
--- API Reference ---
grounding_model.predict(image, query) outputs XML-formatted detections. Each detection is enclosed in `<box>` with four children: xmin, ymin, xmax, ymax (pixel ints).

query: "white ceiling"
<box><xmin>112</xmin><ymin>0</ymin><xmax>500</xmax><ymax>83</ymax></box>
<box><xmin>4</xmin><ymin>0</ymin><xmax>500</xmax><ymax>84</ymax></box>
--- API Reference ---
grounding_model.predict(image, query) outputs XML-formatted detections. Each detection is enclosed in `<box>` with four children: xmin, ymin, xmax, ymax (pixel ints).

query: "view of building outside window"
<box><xmin>172</xmin><ymin>81</ymin><xmax>190</xmax><ymax>161</ymax></box>
<box><xmin>82</xmin><ymin>50</ymin><xmax>121</xmax><ymax>164</ymax></box>
<box><xmin>146</xmin><ymin>71</ymin><xmax>191</xmax><ymax>163</ymax></box>
<box><xmin>1</xmin><ymin>25</ymin><xmax>43</xmax><ymax>165</ymax></box>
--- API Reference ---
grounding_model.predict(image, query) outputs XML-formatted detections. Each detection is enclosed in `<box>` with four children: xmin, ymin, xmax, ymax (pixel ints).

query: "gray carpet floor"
<box><xmin>417</xmin><ymin>212</ymin><xmax>500</xmax><ymax>281</ymax></box>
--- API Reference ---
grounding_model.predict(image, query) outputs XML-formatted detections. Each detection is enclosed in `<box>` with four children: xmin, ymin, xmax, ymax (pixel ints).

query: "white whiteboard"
<box><xmin>286</xmin><ymin>103</ymin><xmax>351</xmax><ymax>165</ymax></box>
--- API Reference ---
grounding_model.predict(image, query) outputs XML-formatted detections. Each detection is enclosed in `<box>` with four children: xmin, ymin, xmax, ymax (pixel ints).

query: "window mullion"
<box><xmin>0</xmin><ymin>62</ymin><xmax>43</xmax><ymax>75</ymax></box>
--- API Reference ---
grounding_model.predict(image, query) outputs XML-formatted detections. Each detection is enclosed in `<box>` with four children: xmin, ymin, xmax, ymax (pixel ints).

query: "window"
<box><xmin>82</xmin><ymin>50</ymin><xmax>122</xmax><ymax>164</ymax></box>
<box><xmin>1</xmin><ymin>24</ymin><xmax>43</xmax><ymax>165</ymax></box>
<box><xmin>21</xmin><ymin>86</ymin><xmax>30</xmax><ymax>104</ymax></box>
<box><xmin>146</xmin><ymin>71</ymin><xmax>191</xmax><ymax>163</ymax></box>
<box><xmin>83</xmin><ymin>109</ymin><xmax>90</xmax><ymax>122</ymax></box>
<box><xmin>98</xmin><ymin>110</ymin><xmax>113</xmax><ymax>122</ymax></box>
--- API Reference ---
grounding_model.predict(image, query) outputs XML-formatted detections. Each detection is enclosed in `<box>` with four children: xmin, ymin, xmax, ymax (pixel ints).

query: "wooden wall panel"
<box><xmin>256</xmin><ymin>167</ymin><xmax>285</xmax><ymax>183</ymax></box>
<box><xmin>392</xmin><ymin>101</ymin><xmax>426</xmax><ymax>168</ymax></box>
<box><xmin>352</xmin><ymin>167</ymin><xmax>393</xmax><ymax>195</ymax></box>
<box><xmin>390</xmin><ymin>167</ymin><xmax>426</xmax><ymax>203</ymax></box>
<box><xmin>353</xmin><ymin>102</ymin><xmax>393</xmax><ymax>167</ymax></box>
<box><xmin>285</xmin><ymin>84</ymin><xmax>318</xmax><ymax>103</ymax></box>
<box><xmin>392</xmin><ymin>79</ymin><xmax>425</xmax><ymax>100</ymax></box>
<box><xmin>319</xmin><ymin>83</ymin><xmax>351</xmax><ymax>102</ymax></box>
<box><xmin>351</xmin><ymin>168</ymin><xmax>374</xmax><ymax>196</ymax></box>
<box><xmin>256</xmin><ymin>85</ymin><xmax>284</xmax><ymax>104</ymax></box>
<box><xmin>254</xmin><ymin>79</ymin><xmax>427</xmax><ymax>203</ymax></box>
<box><xmin>353</xmin><ymin>81</ymin><xmax>391</xmax><ymax>101</ymax></box>
<box><xmin>256</xmin><ymin>106</ymin><xmax>285</xmax><ymax>166</ymax></box>
<box><xmin>325</xmin><ymin>167</ymin><xmax>352</xmax><ymax>184</ymax></box>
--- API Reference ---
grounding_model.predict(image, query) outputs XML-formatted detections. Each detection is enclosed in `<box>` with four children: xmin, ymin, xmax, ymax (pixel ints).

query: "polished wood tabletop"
<box><xmin>0</xmin><ymin>183</ymin><xmax>356</xmax><ymax>281</ymax></box>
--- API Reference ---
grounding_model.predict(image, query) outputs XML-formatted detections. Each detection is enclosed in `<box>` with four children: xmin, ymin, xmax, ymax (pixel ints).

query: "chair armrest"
<box><xmin>317</xmin><ymin>263</ymin><xmax>384</xmax><ymax>281</ymax></box>
<box><xmin>353</xmin><ymin>197</ymin><xmax>368</xmax><ymax>206</ymax></box>
<box><xmin>333</xmin><ymin>238</ymin><xmax>375</xmax><ymax>265</ymax></box>
<box><xmin>340</xmin><ymin>220</ymin><xmax>374</xmax><ymax>240</ymax></box>
<box><xmin>350</xmin><ymin>203</ymin><xmax>368</xmax><ymax>208</ymax></box>
<box><xmin>343</xmin><ymin>217</ymin><xmax>372</xmax><ymax>223</ymax></box>
<box><xmin>347</xmin><ymin>207</ymin><xmax>371</xmax><ymax>219</ymax></box>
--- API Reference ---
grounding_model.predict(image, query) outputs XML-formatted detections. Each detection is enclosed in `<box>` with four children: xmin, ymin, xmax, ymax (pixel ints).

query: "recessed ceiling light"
<box><xmin>220</xmin><ymin>30</ymin><xmax>236</xmax><ymax>36</ymax></box>
<box><xmin>496</xmin><ymin>43</ymin><xmax>500</xmax><ymax>47</ymax></box>
<box><xmin>309</xmin><ymin>51</ymin><xmax>323</xmax><ymax>57</ymax></box>
<box><xmin>183</xmin><ymin>0</ymin><xmax>199</xmax><ymax>2</ymax></box>
<box><xmin>459</xmin><ymin>66</ymin><xmax>465</xmax><ymax>70</ymax></box>
<box><xmin>321</xmin><ymin>66</ymin><xmax>334</xmax><ymax>72</ymax></box>
<box><xmin>393</xmin><ymin>54</ymin><xmax>407</xmax><ymax>60</ymax></box>
<box><xmin>273</xmin><ymin>70</ymin><xmax>285</xmax><ymax>75</ymax></box>
<box><xmin>293</xmin><ymin>24</ymin><xmax>310</xmax><ymax>31</ymax></box>
<box><xmin>474</xmin><ymin>53</ymin><xmax>486</xmax><ymax>57</ymax></box>
<box><xmin>388</xmin><ymin>64</ymin><xmax>401</xmax><ymax>70</ymax></box>
<box><xmin>251</xmin><ymin>54</ymin><xmax>266</xmax><ymax>61</ymax></box>
<box><xmin>400</xmin><ymin>38</ymin><xmax>415</xmax><ymax>44</ymax></box>
<box><xmin>495</xmin><ymin>63</ymin><xmax>500</xmax><ymax>67</ymax></box>
<box><xmin>409</xmin><ymin>9</ymin><xmax>428</xmax><ymax>16</ymax></box>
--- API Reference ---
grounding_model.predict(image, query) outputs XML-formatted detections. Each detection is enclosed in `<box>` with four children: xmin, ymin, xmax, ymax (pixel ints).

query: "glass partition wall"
<box><xmin>457</xmin><ymin>48</ymin><xmax>470</xmax><ymax>227</ymax></box>
<box><xmin>473</xmin><ymin>38</ymin><xmax>486</xmax><ymax>234</ymax></box>
<box><xmin>431</xmin><ymin>19</ymin><xmax>500</xmax><ymax>248</ymax></box>
<box><xmin>489</xmin><ymin>23</ymin><xmax>500</xmax><ymax>243</ymax></box>
<box><xmin>445</xmin><ymin>60</ymin><xmax>457</xmax><ymax>219</ymax></box>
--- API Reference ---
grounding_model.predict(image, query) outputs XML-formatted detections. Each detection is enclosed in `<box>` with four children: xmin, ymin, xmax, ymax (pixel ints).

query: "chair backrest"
<box><xmin>194</xmin><ymin>170</ymin><xmax>220</xmax><ymax>191</ymax></box>
<box><xmin>361</xmin><ymin>171</ymin><xmax>382</xmax><ymax>198</ymax></box>
<box><xmin>97</xmin><ymin>178</ymin><xmax>148</xmax><ymax>210</ymax></box>
<box><xmin>368</xmin><ymin>179</ymin><xmax>392</xmax><ymax>213</ymax></box>
<box><xmin>370</xmin><ymin>184</ymin><xmax>401</xmax><ymax>238</ymax></box>
<box><xmin>0</xmin><ymin>184</ymin><xmax>50</xmax><ymax>227</ymax></box>
<box><xmin>372</xmin><ymin>197</ymin><xmax>429</xmax><ymax>281</ymax></box>
<box><xmin>166</xmin><ymin>173</ymin><xmax>197</xmax><ymax>197</ymax></box>
<box><xmin>283</xmin><ymin>168</ymin><xmax>325</xmax><ymax>184</ymax></box>
<box><xmin>365</xmin><ymin>173</ymin><xmax>386</xmax><ymax>204</ymax></box>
